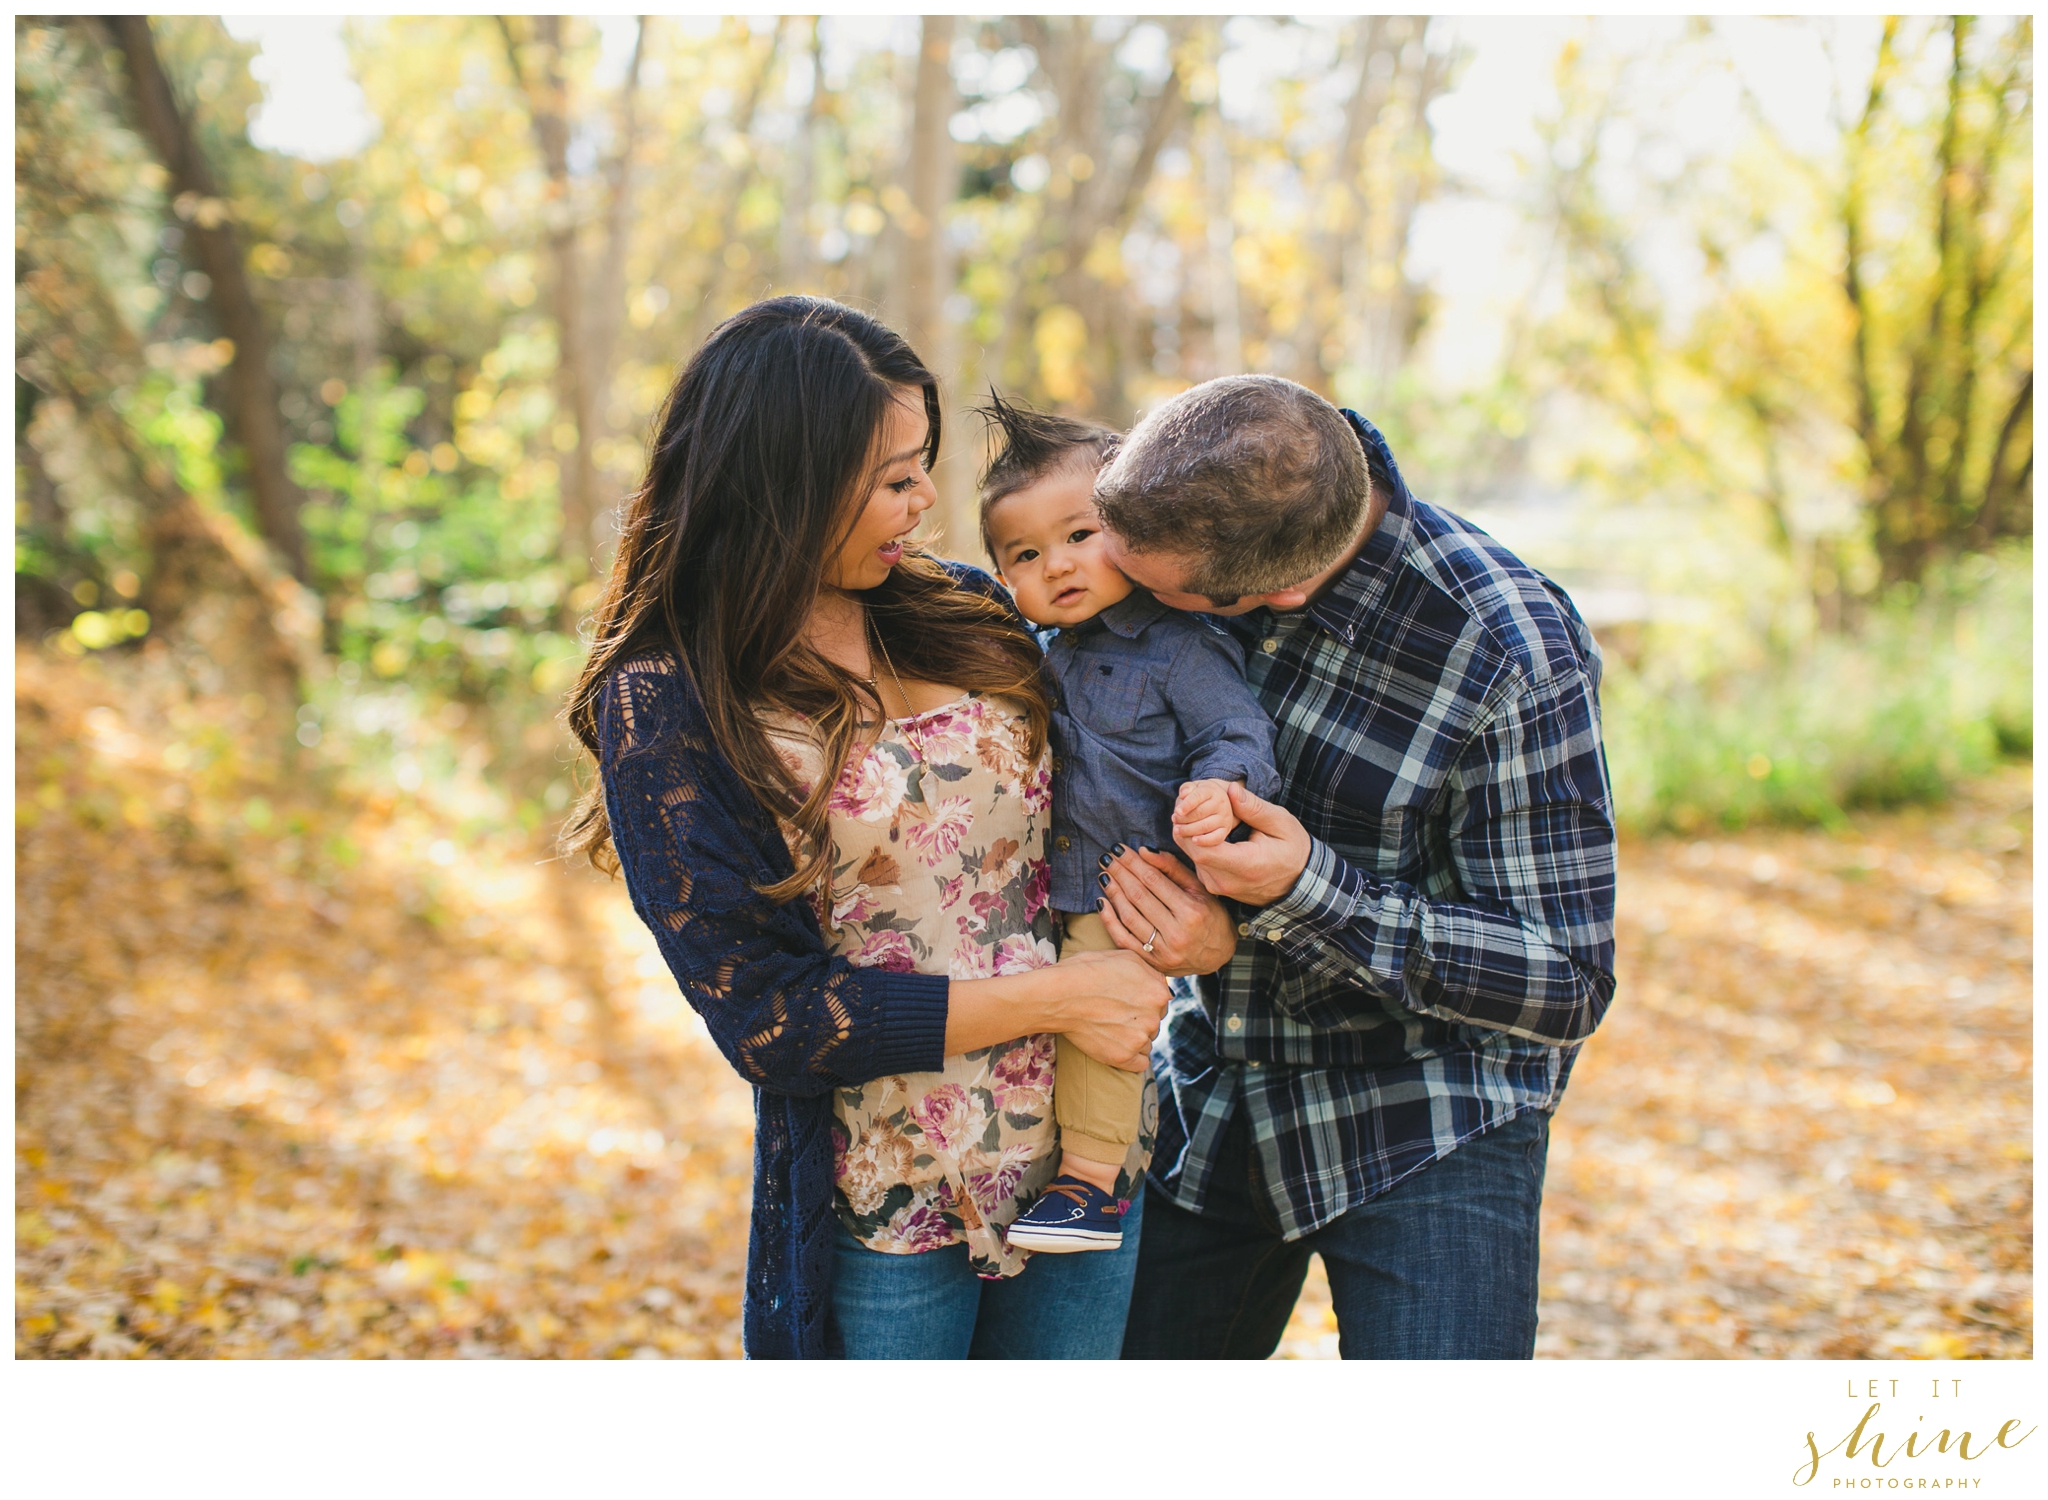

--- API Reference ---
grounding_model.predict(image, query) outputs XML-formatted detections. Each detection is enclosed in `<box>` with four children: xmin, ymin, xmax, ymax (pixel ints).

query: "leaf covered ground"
<box><xmin>1278</xmin><ymin>764</ymin><xmax>2033</xmax><ymax>1359</ymax></box>
<box><xmin>16</xmin><ymin>647</ymin><xmax>751</xmax><ymax>1358</ymax></box>
<box><xmin>15</xmin><ymin>646</ymin><xmax>2033</xmax><ymax>1359</ymax></box>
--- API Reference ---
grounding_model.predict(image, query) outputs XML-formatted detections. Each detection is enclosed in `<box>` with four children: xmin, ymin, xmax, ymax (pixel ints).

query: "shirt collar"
<box><xmin>1074</xmin><ymin>588</ymin><xmax>1173</xmax><ymax>640</ymax></box>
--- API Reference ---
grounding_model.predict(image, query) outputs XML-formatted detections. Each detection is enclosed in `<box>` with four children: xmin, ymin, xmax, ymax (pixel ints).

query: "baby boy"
<box><xmin>977</xmin><ymin>394</ymin><xmax>1281</xmax><ymax>1253</ymax></box>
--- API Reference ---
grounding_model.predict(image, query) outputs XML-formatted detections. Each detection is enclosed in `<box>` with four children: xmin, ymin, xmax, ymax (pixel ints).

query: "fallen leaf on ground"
<box><xmin>1277</xmin><ymin>766</ymin><xmax>2033</xmax><ymax>1358</ymax></box>
<box><xmin>15</xmin><ymin>647</ymin><xmax>2031</xmax><ymax>1360</ymax></box>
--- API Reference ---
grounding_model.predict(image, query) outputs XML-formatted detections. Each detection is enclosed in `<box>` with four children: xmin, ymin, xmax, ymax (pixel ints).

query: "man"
<box><xmin>1088</xmin><ymin>375</ymin><xmax>1617</xmax><ymax>1359</ymax></box>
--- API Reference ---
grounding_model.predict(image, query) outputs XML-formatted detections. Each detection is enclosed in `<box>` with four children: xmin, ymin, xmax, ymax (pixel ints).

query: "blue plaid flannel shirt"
<box><xmin>1148</xmin><ymin>412</ymin><xmax>1619</xmax><ymax>1239</ymax></box>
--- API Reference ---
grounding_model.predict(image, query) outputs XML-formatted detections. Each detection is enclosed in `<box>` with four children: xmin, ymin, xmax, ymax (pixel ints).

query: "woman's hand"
<box><xmin>1047</xmin><ymin>948</ymin><xmax>1173</xmax><ymax>1072</ymax></box>
<box><xmin>1096</xmin><ymin>846</ymin><xmax>1240</xmax><ymax>977</ymax></box>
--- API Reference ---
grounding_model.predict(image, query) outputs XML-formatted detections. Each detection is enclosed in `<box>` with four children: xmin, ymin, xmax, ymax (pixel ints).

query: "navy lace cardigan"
<box><xmin>598</xmin><ymin>562</ymin><xmax>1023</xmax><ymax>1358</ymax></box>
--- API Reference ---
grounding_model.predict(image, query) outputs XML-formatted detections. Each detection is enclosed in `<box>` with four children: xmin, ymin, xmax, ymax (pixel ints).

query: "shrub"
<box><xmin>1602</xmin><ymin>544</ymin><xmax>2030</xmax><ymax>833</ymax></box>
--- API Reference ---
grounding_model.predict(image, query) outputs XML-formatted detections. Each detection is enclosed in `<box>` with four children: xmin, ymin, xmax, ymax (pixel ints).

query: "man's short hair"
<box><xmin>1093</xmin><ymin>375</ymin><xmax>1376</xmax><ymax>598</ymax></box>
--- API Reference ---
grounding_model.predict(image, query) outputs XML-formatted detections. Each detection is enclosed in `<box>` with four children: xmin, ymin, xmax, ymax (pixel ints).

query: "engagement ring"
<box><xmin>1143</xmin><ymin>929</ymin><xmax>1159</xmax><ymax>954</ymax></box>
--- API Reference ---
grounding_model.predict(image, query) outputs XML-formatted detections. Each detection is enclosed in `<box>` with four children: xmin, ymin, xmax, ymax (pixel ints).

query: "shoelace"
<box><xmin>1036</xmin><ymin>1181</ymin><xmax>1113</xmax><ymax>1215</ymax></box>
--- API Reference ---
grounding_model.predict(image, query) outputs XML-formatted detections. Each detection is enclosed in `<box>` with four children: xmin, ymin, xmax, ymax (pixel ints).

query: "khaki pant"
<box><xmin>1054</xmin><ymin>911</ymin><xmax>1147</xmax><ymax>1167</ymax></box>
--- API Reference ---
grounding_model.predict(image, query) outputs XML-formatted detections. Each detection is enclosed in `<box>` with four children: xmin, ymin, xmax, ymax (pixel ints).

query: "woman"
<box><xmin>563</xmin><ymin>297</ymin><xmax>1170</xmax><ymax>1358</ymax></box>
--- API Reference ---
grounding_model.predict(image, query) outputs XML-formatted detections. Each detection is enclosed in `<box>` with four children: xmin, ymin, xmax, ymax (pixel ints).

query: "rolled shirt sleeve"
<box><xmin>1245</xmin><ymin>663</ymin><xmax>1616</xmax><ymax>1048</ymax></box>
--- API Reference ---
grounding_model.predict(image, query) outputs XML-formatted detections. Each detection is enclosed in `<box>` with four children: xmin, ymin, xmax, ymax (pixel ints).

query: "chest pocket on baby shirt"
<box><xmin>1074</xmin><ymin>664</ymin><xmax>1149</xmax><ymax>737</ymax></box>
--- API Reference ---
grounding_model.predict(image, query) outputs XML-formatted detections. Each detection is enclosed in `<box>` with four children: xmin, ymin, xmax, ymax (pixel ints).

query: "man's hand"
<box><xmin>1174</xmin><ymin>782</ymin><xmax>1313</xmax><ymax>907</ymax></box>
<box><xmin>1171</xmin><ymin>778</ymin><xmax>1241</xmax><ymax>848</ymax></box>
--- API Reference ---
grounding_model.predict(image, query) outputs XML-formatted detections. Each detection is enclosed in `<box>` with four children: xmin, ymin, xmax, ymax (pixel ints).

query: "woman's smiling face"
<box><xmin>823</xmin><ymin>388</ymin><xmax>937</xmax><ymax>592</ymax></box>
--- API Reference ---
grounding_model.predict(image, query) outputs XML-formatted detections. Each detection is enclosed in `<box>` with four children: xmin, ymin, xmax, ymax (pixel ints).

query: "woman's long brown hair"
<box><xmin>561</xmin><ymin>296</ymin><xmax>1048</xmax><ymax>901</ymax></box>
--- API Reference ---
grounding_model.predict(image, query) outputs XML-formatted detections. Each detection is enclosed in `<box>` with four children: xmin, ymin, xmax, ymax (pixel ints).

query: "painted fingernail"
<box><xmin>1096</xmin><ymin>898</ymin><xmax>1107</xmax><ymax>912</ymax></box>
<box><xmin>1112</xmin><ymin>843</ymin><xmax>1128</xmax><ymax>856</ymax></box>
<box><xmin>1097</xmin><ymin>873</ymin><xmax>1110</xmax><ymax>888</ymax></box>
<box><xmin>1099</xmin><ymin>853</ymin><xmax>1112</xmax><ymax>867</ymax></box>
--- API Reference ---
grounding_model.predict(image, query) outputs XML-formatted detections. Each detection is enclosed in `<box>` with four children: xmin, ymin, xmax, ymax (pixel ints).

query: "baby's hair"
<box><xmin>974</xmin><ymin>391</ymin><xmax>1122</xmax><ymax>564</ymax></box>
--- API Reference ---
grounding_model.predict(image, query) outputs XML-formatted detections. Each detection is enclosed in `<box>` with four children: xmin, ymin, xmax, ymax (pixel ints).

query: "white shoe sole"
<box><xmin>1005</xmin><ymin>1227</ymin><xmax>1124</xmax><ymax>1253</ymax></box>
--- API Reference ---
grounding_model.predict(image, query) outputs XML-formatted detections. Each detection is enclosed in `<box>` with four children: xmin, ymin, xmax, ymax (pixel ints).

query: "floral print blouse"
<box><xmin>768</xmin><ymin>691</ymin><xmax>1155</xmax><ymax>1278</ymax></box>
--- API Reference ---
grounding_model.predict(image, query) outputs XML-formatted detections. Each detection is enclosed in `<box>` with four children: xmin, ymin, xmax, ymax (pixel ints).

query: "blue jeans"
<box><xmin>1121</xmin><ymin>1106</ymin><xmax>1549</xmax><ymax>1359</ymax></box>
<box><xmin>830</xmin><ymin>1191</ymin><xmax>1145</xmax><ymax>1359</ymax></box>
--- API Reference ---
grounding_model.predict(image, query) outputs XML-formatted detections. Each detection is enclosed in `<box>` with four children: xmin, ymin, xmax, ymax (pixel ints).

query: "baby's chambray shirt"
<box><xmin>1040</xmin><ymin>591</ymin><xmax>1280</xmax><ymax>915</ymax></box>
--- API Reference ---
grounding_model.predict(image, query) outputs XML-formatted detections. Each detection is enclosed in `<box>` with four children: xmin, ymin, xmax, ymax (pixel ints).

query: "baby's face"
<box><xmin>987</xmin><ymin>462</ymin><xmax>1136</xmax><ymax>629</ymax></box>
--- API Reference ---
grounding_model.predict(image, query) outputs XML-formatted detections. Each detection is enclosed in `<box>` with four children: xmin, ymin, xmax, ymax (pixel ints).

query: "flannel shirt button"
<box><xmin>1245</xmin><ymin>1060</ymin><xmax>1262</xmax><ymax>1070</ymax></box>
<box><xmin>1260</xmin><ymin>637</ymin><xmax>1280</xmax><ymax>654</ymax></box>
<box><xmin>1225</xmin><ymin>1015</ymin><xmax>1243</xmax><ymax>1033</ymax></box>
<box><xmin>1264</xmin><ymin>926</ymin><xmax>1285</xmax><ymax>941</ymax></box>
<box><xmin>1054</xmin><ymin>836</ymin><xmax>1071</xmax><ymax>853</ymax></box>
<box><xmin>1236</xmin><ymin>921</ymin><xmax>1251</xmax><ymax>937</ymax></box>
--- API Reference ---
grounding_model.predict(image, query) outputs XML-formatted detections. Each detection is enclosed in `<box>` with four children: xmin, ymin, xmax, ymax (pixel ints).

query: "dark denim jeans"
<box><xmin>830</xmin><ymin>1190</ymin><xmax>1144</xmax><ymax>1359</ymax></box>
<box><xmin>1122</xmin><ymin>1106</ymin><xmax>1549</xmax><ymax>1359</ymax></box>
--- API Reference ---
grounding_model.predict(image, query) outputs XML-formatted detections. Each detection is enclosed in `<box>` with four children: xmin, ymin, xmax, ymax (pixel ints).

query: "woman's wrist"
<box><xmin>943</xmin><ymin>966</ymin><xmax>1061</xmax><ymax>1055</ymax></box>
<box><xmin>996</xmin><ymin>964</ymin><xmax>1063</xmax><ymax>1033</ymax></box>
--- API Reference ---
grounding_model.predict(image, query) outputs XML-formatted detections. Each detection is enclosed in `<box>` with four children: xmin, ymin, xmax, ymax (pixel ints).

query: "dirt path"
<box><xmin>15</xmin><ymin>648</ymin><xmax>2032</xmax><ymax>1358</ymax></box>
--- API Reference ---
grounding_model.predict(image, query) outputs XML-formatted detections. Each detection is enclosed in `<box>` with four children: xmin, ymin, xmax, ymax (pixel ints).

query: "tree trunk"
<box><xmin>1972</xmin><ymin>369</ymin><xmax>2033</xmax><ymax>548</ymax></box>
<box><xmin>580</xmin><ymin>17</ymin><xmax>648</xmax><ymax>570</ymax></box>
<box><xmin>778</xmin><ymin>16</ymin><xmax>825</xmax><ymax>294</ymax></box>
<box><xmin>901</xmin><ymin>17</ymin><xmax>968</xmax><ymax>546</ymax></box>
<box><xmin>1203</xmin><ymin>103</ymin><xmax>1243</xmax><ymax>380</ymax></box>
<box><xmin>1296</xmin><ymin>17</ymin><xmax>1391</xmax><ymax>396</ymax></box>
<box><xmin>682</xmin><ymin>27</ymin><xmax>785</xmax><ymax>346</ymax></box>
<box><xmin>347</xmin><ymin>228</ymin><xmax>381</xmax><ymax>522</ymax></box>
<box><xmin>1842</xmin><ymin>16</ymin><xmax>2029</xmax><ymax>585</ymax></box>
<box><xmin>499</xmin><ymin>15</ymin><xmax>652</xmax><ymax>584</ymax></box>
<box><xmin>1365</xmin><ymin>22</ymin><xmax>1450</xmax><ymax>409</ymax></box>
<box><xmin>1000</xmin><ymin>15</ymin><xmax>1188</xmax><ymax>422</ymax></box>
<box><xmin>104</xmin><ymin>14</ymin><xmax>307</xmax><ymax>580</ymax></box>
<box><xmin>23</xmin><ymin>292</ymin><xmax>322</xmax><ymax>700</ymax></box>
<box><xmin>497</xmin><ymin>15</ymin><xmax>598</xmax><ymax>580</ymax></box>
<box><xmin>901</xmin><ymin>16</ymin><xmax>957</xmax><ymax>371</ymax></box>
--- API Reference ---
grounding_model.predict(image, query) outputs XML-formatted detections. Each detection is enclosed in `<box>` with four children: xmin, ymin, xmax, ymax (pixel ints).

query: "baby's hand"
<box><xmin>1172</xmin><ymin>778</ymin><xmax>1241</xmax><ymax>848</ymax></box>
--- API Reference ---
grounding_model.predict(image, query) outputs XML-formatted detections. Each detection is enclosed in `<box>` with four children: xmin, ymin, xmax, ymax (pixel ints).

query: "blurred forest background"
<box><xmin>16</xmin><ymin>14</ymin><xmax>2031</xmax><ymax>1359</ymax></box>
